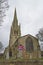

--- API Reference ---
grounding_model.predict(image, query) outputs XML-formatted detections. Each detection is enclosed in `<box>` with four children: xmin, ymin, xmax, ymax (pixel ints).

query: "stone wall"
<box><xmin>0</xmin><ymin>60</ymin><xmax>43</xmax><ymax>65</ymax></box>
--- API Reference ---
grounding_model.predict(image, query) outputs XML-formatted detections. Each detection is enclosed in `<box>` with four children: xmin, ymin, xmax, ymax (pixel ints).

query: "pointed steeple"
<box><xmin>13</xmin><ymin>8</ymin><xmax>18</xmax><ymax>29</ymax></box>
<box><xmin>18</xmin><ymin>23</ymin><xmax>21</xmax><ymax>36</ymax></box>
<box><xmin>9</xmin><ymin>8</ymin><xmax>21</xmax><ymax>47</ymax></box>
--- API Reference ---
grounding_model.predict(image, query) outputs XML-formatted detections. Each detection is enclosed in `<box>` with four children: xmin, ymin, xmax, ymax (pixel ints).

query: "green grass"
<box><xmin>0</xmin><ymin>57</ymin><xmax>43</xmax><ymax>62</ymax></box>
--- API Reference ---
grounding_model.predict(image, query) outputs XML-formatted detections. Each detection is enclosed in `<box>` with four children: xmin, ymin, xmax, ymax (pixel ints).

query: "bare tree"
<box><xmin>0</xmin><ymin>0</ymin><xmax>9</xmax><ymax>26</ymax></box>
<box><xmin>36</xmin><ymin>28</ymin><xmax>43</xmax><ymax>51</ymax></box>
<box><xmin>0</xmin><ymin>42</ymin><xmax>4</xmax><ymax>52</ymax></box>
<box><xmin>36</xmin><ymin>28</ymin><xmax>43</xmax><ymax>41</ymax></box>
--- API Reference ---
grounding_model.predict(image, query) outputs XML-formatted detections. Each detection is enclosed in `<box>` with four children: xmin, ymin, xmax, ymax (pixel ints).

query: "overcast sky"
<box><xmin>0</xmin><ymin>0</ymin><xmax>43</xmax><ymax>48</ymax></box>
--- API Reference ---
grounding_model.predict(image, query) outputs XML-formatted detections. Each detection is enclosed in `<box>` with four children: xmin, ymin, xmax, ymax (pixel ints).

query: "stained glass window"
<box><xmin>26</xmin><ymin>37</ymin><xmax>34</xmax><ymax>52</ymax></box>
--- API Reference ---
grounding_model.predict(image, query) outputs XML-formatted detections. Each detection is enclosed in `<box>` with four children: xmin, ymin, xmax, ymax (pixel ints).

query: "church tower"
<box><xmin>9</xmin><ymin>8</ymin><xmax>21</xmax><ymax>47</ymax></box>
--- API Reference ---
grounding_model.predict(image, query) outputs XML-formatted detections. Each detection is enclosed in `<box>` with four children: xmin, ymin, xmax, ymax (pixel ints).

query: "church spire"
<box><xmin>13</xmin><ymin>8</ymin><xmax>18</xmax><ymax>29</ymax></box>
<box><xmin>18</xmin><ymin>23</ymin><xmax>21</xmax><ymax>36</ymax></box>
<box><xmin>9</xmin><ymin>8</ymin><xmax>21</xmax><ymax>47</ymax></box>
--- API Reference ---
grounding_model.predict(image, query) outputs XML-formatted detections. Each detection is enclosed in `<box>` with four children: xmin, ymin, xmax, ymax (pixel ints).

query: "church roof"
<box><xmin>12</xmin><ymin>34</ymin><xmax>38</xmax><ymax>47</ymax></box>
<box><xmin>18</xmin><ymin>34</ymin><xmax>38</xmax><ymax>40</ymax></box>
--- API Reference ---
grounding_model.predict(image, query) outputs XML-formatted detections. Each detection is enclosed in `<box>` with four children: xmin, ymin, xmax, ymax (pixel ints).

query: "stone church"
<box><xmin>4</xmin><ymin>8</ymin><xmax>41</xmax><ymax>60</ymax></box>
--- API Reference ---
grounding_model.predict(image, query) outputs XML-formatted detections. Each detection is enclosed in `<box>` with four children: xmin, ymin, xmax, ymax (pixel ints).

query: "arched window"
<box><xmin>26</xmin><ymin>37</ymin><xmax>34</xmax><ymax>53</ymax></box>
<box><xmin>9</xmin><ymin>50</ymin><xmax>12</xmax><ymax>57</ymax></box>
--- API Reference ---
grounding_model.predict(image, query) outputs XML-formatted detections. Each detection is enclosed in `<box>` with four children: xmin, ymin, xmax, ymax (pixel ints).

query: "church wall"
<box><xmin>9</xmin><ymin>36</ymin><xmax>17</xmax><ymax>47</ymax></box>
<box><xmin>15</xmin><ymin>35</ymin><xmax>41</xmax><ymax>59</ymax></box>
<box><xmin>4</xmin><ymin>47</ymin><xmax>9</xmax><ymax>59</ymax></box>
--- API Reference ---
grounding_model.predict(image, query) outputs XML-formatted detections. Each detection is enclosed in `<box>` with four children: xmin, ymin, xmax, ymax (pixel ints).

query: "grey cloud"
<box><xmin>0</xmin><ymin>0</ymin><xmax>43</xmax><ymax>48</ymax></box>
